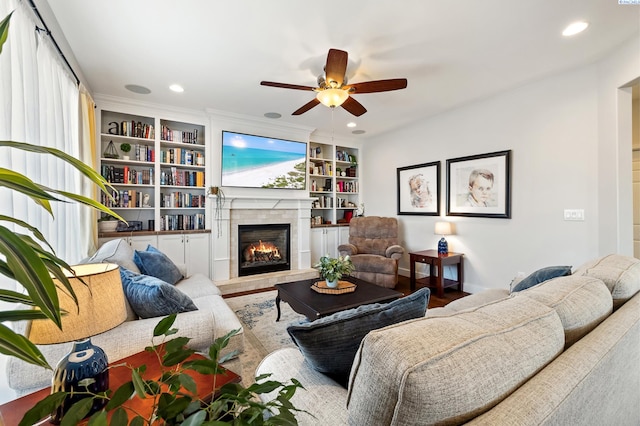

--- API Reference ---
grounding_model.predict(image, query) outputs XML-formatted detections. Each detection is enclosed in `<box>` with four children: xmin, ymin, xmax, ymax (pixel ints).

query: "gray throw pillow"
<box><xmin>119</xmin><ymin>267</ymin><xmax>197</xmax><ymax>319</ymax></box>
<box><xmin>511</xmin><ymin>265</ymin><xmax>572</xmax><ymax>292</ymax></box>
<box><xmin>87</xmin><ymin>238</ymin><xmax>140</xmax><ymax>273</ymax></box>
<box><xmin>287</xmin><ymin>287</ymin><xmax>430</xmax><ymax>387</ymax></box>
<box><xmin>133</xmin><ymin>245</ymin><xmax>183</xmax><ymax>285</ymax></box>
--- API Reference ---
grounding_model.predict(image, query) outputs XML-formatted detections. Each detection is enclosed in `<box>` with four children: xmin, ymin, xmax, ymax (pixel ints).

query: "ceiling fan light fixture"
<box><xmin>316</xmin><ymin>88</ymin><xmax>349</xmax><ymax>108</ymax></box>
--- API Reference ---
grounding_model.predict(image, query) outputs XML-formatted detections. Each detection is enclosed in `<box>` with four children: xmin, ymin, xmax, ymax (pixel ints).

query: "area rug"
<box><xmin>225</xmin><ymin>290</ymin><xmax>305</xmax><ymax>386</ymax></box>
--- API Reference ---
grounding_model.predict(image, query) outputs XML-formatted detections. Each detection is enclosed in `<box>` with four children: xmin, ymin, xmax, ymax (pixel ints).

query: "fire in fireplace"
<box><xmin>238</xmin><ymin>224</ymin><xmax>290</xmax><ymax>276</ymax></box>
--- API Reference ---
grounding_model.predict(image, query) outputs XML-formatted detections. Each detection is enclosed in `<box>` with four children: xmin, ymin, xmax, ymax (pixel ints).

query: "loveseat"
<box><xmin>257</xmin><ymin>254</ymin><xmax>640</xmax><ymax>425</ymax></box>
<box><xmin>7</xmin><ymin>238</ymin><xmax>244</xmax><ymax>396</ymax></box>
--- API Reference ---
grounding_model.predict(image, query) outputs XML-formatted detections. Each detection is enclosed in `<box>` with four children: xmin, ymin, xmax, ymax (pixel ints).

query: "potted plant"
<box><xmin>314</xmin><ymin>254</ymin><xmax>355</xmax><ymax>288</ymax></box>
<box><xmin>21</xmin><ymin>315</ymin><xmax>305</xmax><ymax>425</ymax></box>
<box><xmin>210</xmin><ymin>186</ymin><xmax>225</xmax><ymax>237</ymax></box>
<box><xmin>119</xmin><ymin>142</ymin><xmax>131</xmax><ymax>160</ymax></box>
<box><xmin>97</xmin><ymin>214</ymin><xmax>118</xmax><ymax>233</ymax></box>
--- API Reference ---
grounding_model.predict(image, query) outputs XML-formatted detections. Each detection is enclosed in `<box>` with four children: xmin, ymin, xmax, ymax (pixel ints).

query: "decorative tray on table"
<box><xmin>311</xmin><ymin>280</ymin><xmax>357</xmax><ymax>295</ymax></box>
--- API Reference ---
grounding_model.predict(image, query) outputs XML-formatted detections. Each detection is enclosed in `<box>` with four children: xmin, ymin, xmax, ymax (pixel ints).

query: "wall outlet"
<box><xmin>564</xmin><ymin>209</ymin><xmax>585</xmax><ymax>221</ymax></box>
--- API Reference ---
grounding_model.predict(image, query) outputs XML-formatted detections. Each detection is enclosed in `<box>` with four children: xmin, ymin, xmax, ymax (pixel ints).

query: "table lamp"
<box><xmin>27</xmin><ymin>263</ymin><xmax>127</xmax><ymax>424</ymax></box>
<box><xmin>434</xmin><ymin>221</ymin><xmax>453</xmax><ymax>255</ymax></box>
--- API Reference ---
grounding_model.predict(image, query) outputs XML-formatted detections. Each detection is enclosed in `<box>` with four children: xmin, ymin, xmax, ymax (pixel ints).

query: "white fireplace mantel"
<box><xmin>210</xmin><ymin>195</ymin><xmax>316</xmax><ymax>293</ymax></box>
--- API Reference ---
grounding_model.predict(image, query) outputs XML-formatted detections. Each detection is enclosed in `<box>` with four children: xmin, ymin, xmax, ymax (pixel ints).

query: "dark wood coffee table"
<box><xmin>275</xmin><ymin>276</ymin><xmax>403</xmax><ymax>321</ymax></box>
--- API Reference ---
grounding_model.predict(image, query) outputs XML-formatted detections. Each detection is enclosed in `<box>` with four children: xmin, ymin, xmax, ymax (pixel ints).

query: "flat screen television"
<box><xmin>221</xmin><ymin>130</ymin><xmax>307</xmax><ymax>189</ymax></box>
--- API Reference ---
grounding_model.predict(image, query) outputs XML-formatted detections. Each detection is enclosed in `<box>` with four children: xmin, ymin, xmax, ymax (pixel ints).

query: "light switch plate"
<box><xmin>564</xmin><ymin>209</ymin><xmax>585</xmax><ymax>221</ymax></box>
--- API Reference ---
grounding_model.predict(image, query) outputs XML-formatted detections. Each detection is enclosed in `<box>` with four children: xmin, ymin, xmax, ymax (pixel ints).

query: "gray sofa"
<box><xmin>7</xmin><ymin>238</ymin><xmax>244</xmax><ymax>396</ymax></box>
<box><xmin>257</xmin><ymin>254</ymin><xmax>640</xmax><ymax>425</ymax></box>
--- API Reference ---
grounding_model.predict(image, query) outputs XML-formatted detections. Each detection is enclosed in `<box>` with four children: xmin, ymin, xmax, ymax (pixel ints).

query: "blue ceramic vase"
<box><xmin>438</xmin><ymin>238</ymin><xmax>448</xmax><ymax>255</ymax></box>
<box><xmin>51</xmin><ymin>338</ymin><xmax>109</xmax><ymax>424</ymax></box>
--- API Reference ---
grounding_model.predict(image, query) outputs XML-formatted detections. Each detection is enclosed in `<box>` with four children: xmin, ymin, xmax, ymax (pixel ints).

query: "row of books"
<box><xmin>312</xmin><ymin>195</ymin><xmax>333</xmax><ymax>208</ymax></box>
<box><xmin>160</xmin><ymin>192</ymin><xmax>206</xmax><ymax>208</ymax></box>
<box><xmin>134</xmin><ymin>144</ymin><xmax>155</xmax><ymax>162</ymax></box>
<box><xmin>160</xmin><ymin>214</ymin><xmax>205</xmax><ymax>231</ymax></box>
<box><xmin>108</xmin><ymin>120</ymin><xmax>154</xmax><ymax>139</ymax></box>
<box><xmin>102</xmin><ymin>166</ymin><xmax>154</xmax><ymax>185</ymax></box>
<box><xmin>310</xmin><ymin>162</ymin><xmax>333</xmax><ymax>176</ymax></box>
<box><xmin>159</xmin><ymin>167</ymin><xmax>205</xmax><ymax>187</ymax></box>
<box><xmin>161</xmin><ymin>125</ymin><xmax>199</xmax><ymax>144</ymax></box>
<box><xmin>101</xmin><ymin>189</ymin><xmax>150</xmax><ymax>208</ymax></box>
<box><xmin>336</xmin><ymin>181</ymin><xmax>359</xmax><ymax>193</ymax></box>
<box><xmin>160</xmin><ymin>148</ymin><xmax>205</xmax><ymax>166</ymax></box>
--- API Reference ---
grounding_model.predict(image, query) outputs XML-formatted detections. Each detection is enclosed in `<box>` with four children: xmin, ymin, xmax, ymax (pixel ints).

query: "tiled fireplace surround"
<box><xmin>211</xmin><ymin>196</ymin><xmax>317</xmax><ymax>294</ymax></box>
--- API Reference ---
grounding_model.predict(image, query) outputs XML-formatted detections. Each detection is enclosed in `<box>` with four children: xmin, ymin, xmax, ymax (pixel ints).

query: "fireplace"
<box><xmin>238</xmin><ymin>224</ymin><xmax>291</xmax><ymax>277</ymax></box>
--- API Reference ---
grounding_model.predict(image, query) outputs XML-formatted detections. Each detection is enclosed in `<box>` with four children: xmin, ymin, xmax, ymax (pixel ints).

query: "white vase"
<box><xmin>326</xmin><ymin>278</ymin><xmax>339</xmax><ymax>288</ymax></box>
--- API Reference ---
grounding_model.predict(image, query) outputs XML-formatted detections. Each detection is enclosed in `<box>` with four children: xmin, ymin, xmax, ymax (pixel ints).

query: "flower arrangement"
<box><xmin>314</xmin><ymin>254</ymin><xmax>355</xmax><ymax>283</ymax></box>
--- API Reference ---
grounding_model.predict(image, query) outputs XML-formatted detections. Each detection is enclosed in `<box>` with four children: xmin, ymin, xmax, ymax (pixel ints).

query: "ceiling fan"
<box><xmin>260</xmin><ymin>48</ymin><xmax>408</xmax><ymax>117</ymax></box>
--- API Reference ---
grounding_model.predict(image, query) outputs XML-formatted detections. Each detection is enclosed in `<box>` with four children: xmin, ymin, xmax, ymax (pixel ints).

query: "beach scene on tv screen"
<box><xmin>222</xmin><ymin>131</ymin><xmax>307</xmax><ymax>189</ymax></box>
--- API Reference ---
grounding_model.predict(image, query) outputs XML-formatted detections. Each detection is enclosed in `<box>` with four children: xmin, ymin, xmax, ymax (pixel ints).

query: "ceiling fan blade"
<box><xmin>345</xmin><ymin>78</ymin><xmax>408</xmax><ymax>94</ymax></box>
<box><xmin>292</xmin><ymin>98</ymin><xmax>321</xmax><ymax>115</ymax></box>
<box><xmin>341</xmin><ymin>96</ymin><xmax>367</xmax><ymax>117</ymax></box>
<box><xmin>260</xmin><ymin>81</ymin><xmax>316</xmax><ymax>91</ymax></box>
<box><xmin>325</xmin><ymin>48</ymin><xmax>348</xmax><ymax>87</ymax></box>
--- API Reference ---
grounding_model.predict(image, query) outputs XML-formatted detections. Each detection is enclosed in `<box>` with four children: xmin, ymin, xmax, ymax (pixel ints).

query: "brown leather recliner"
<box><xmin>338</xmin><ymin>216</ymin><xmax>404</xmax><ymax>288</ymax></box>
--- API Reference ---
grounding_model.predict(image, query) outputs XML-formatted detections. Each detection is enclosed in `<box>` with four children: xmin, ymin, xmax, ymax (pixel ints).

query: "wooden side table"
<box><xmin>409</xmin><ymin>249</ymin><xmax>464</xmax><ymax>297</ymax></box>
<box><xmin>0</xmin><ymin>348</ymin><xmax>241</xmax><ymax>425</ymax></box>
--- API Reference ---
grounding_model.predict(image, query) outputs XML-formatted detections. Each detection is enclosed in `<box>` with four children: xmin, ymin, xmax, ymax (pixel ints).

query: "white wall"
<box><xmin>363</xmin><ymin>35</ymin><xmax>639</xmax><ymax>293</ymax></box>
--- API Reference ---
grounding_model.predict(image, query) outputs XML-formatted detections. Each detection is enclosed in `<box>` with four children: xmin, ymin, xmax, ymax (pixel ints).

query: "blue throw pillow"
<box><xmin>133</xmin><ymin>245</ymin><xmax>183</xmax><ymax>285</ymax></box>
<box><xmin>287</xmin><ymin>287</ymin><xmax>430</xmax><ymax>387</ymax></box>
<box><xmin>119</xmin><ymin>267</ymin><xmax>197</xmax><ymax>319</ymax></box>
<box><xmin>511</xmin><ymin>265</ymin><xmax>572</xmax><ymax>292</ymax></box>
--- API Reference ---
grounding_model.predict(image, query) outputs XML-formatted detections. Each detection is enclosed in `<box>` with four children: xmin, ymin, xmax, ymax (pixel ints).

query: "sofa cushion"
<box><xmin>510</xmin><ymin>265</ymin><xmax>572</xmax><ymax>292</ymax></box>
<box><xmin>513</xmin><ymin>275</ymin><xmax>613</xmax><ymax>348</ymax></box>
<box><xmin>573</xmin><ymin>254</ymin><xmax>640</xmax><ymax>309</ymax></box>
<box><xmin>287</xmin><ymin>287</ymin><xmax>430</xmax><ymax>386</ymax></box>
<box><xmin>133</xmin><ymin>245</ymin><xmax>183</xmax><ymax>285</ymax></box>
<box><xmin>346</xmin><ymin>296</ymin><xmax>564</xmax><ymax>425</ymax></box>
<box><xmin>87</xmin><ymin>238</ymin><xmax>140</xmax><ymax>274</ymax></box>
<box><xmin>119</xmin><ymin>268</ymin><xmax>197</xmax><ymax>319</ymax></box>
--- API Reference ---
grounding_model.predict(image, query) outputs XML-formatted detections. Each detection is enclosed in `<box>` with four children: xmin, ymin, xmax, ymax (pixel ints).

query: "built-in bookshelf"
<box><xmin>308</xmin><ymin>142</ymin><xmax>359</xmax><ymax>226</ymax></box>
<box><xmin>99</xmin><ymin>110</ymin><xmax>207</xmax><ymax>233</ymax></box>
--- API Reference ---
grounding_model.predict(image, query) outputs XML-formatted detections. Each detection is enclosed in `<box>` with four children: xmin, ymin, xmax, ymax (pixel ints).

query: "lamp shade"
<box><xmin>316</xmin><ymin>88</ymin><xmax>349</xmax><ymax>108</ymax></box>
<box><xmin>27</xmin><ymin>263</ymin><xmax>127</xmax><ymax>345</ymax></box>
<box><xmin>434</xmin><ymin>221</ymin><xmax>453</xmax><ymax>236</ymax></box>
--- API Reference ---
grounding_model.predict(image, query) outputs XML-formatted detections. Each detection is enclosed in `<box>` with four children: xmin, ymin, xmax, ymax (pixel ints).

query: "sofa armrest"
<box><xmin>175</xmin><ymin>263</ymin><xmax>188</xmax><ymax>278</ymax></box>
<box><xmin>338</xmin><ymin>244</ymin><xmax>358</xmax><ymax>256</ymax></box>
<box><xmin>386</xmin><ymin>244</ymin><xmax>404</xmax><ymax>260</ymax></box>
<box><xmin>256</xmin><ymin>348</ymin><xmax>349</xmax><ymax>424</ymax></box>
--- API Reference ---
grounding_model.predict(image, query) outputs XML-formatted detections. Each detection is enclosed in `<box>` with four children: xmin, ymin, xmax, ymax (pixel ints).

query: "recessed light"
<box><xmin>562</xmin><ymin>21</ymin><xmax>589</xmax><ymax>36</ymax></box>
<box><xmin>169</xmin><ymin>84</ymin><xmax>184</xmax><ymax>93</ymax></box>
<box><xmin>347</xmin><ymin>122</ymin><xmax>357</xmax><ymax>128</ymax></box>
<box><xmin>125</xmin><ymin>84</ymin><xmax>151</xmax><ymax>94</ymax></box>
<box><xmin>352</xmin><ymin>130</ymin><xmax>366</xmax><ymax>135</ymax></box>
<box><xmin>264</xmin><ymin>112</ymin><xmax>282</xmax><ymax>119</ymax></box>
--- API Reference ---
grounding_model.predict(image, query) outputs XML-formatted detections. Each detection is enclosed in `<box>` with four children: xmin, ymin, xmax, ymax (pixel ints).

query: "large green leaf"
<box><xmin>0</xmin><ymin>141</ymin><xmax>112</xmax><ymax>195</ymax></box>
<box><xmin>0</xmin><ymin>168</ymin><xmax>56</xmax><ymax>214</ymax></box>
<box><xmin>0</xmin><ymin>288</ymin><xmax>34</xmax><ymax>305</ymax></box>
<box><xmin>0</xmin><ymin>323</ymin><xmax>50</xmax><ymax>369</ymax></box>
<box><xmin>0</xmin><ymin>11</ymin><xmax>11</xmax><ymax>55</ymax></box>
<box><xmin>19</xmin><ymin>392</ymin><xmax>68</xmax><ymax>426</ymax></box>
<box><xmin>0</xmin><ymin>309</ymin><xmax>48</xmax><ymax>322</ymax></box>
<box><xmin>0</xmin><ymin>226</ymin><xmax>61</xmax><ymax>327</ymax></box>
<box><xmin>0</xmin><ymin>214</ymin><xmax>55</xmax><ymax>252</ymax></box>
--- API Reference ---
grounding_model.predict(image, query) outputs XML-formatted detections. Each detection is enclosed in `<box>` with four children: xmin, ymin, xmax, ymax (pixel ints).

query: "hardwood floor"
<box><xmin>224</xmin><ymin>274</ymin><xmax>468</xmax><ymax>309</ymax></box>
<box><xmin>395</xmin><ymin>275</ymin><xmax>468</xmax><ymax>309</ymax></box>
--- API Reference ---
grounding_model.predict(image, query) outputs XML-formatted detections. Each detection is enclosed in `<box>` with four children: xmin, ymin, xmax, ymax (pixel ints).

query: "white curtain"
<box><xmin>0</xmin><ymin>0</ymin><xmax>82</xmax><ymax>268</ymax></box>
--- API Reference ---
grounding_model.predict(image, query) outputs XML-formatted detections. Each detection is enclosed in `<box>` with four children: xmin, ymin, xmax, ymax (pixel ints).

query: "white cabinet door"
<box><xmin>157</xmin><ymin>234</ymin><xmax>186</xmax><ymax>266</ymax></box>
<box><xmin>310</xmin><ymin>227</ymin><xmax>339</xmax><ymax>263</ymax></box>
<box><xmin>128</xmin><ymin>235</ymin><xmax>157</xmax><ymax>252</ymax></box>
<box><xmin>184</xmin><ymin>233</ymin><xmax>210</xmax><ymax>277</ymax></box>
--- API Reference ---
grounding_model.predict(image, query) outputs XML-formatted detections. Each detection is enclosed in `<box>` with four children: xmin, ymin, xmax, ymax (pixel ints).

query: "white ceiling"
<box><xmin>44</xmin><ymin>0</ymin><xmax>639</xmax><ymax>139</ymax></box>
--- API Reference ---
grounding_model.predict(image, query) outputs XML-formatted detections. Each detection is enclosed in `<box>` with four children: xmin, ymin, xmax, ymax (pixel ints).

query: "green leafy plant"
<box><xmin>21</xmin><ymin>314</ymin><xmax>306</xmax><ymax>425</ymax></box>
<box><xmin>119</xmin><ymin>143</ymin><xmax>131</xmax><ymax>153</ymax></box>
<box><xmin>314</xmin><ymin>255</ymin><xmax>354</xmax><ymax>282</ymax></box>
<box><xmin>0</xmin><ymin>11</ymin><xmax>123</xmax><ymax>369</ymax></box>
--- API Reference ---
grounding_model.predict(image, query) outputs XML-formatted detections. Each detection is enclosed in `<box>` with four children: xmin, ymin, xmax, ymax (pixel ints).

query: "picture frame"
<box><xmin>397</xmin><ymin>161</ymin><xmax>441</xmax><ymax>216</ymax></box>
<box><xmin>446</xmin><ymin>150</ymin><xmax>511</xmax><ymax>218</ymax></box>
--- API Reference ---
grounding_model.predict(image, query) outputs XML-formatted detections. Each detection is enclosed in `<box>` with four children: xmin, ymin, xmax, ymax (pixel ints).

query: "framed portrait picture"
<box><xmin>446</xmin><ymin>150</ymin><xmax>511</xmax><ymax>218</ymax></box>
<box><xmin>397</xmin><ymin>161</ymin><xmax>440</xmax><ymax>216</ymax></box>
